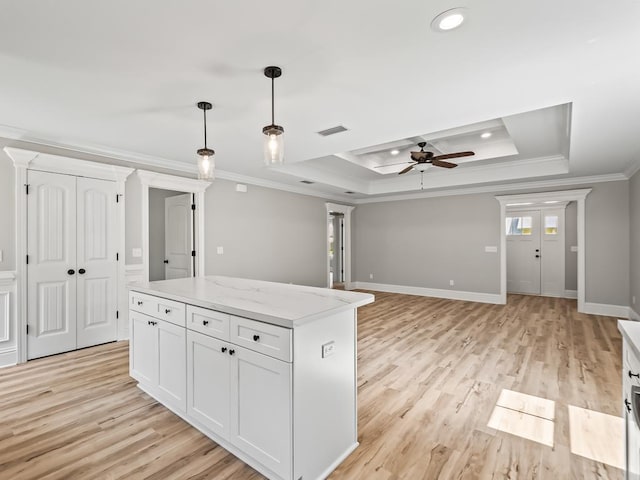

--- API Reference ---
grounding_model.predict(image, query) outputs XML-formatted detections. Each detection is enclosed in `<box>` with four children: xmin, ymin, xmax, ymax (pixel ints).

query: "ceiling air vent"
<box><xmin>345</xmin><ymin>191</ymin><xmax>355</xmax><ymax>194</ymax></box>
<box><xmin>317</xmin><ymin>125</ymin><xmax>348</xmax><ymax>137</ymax></box>
<box><xmin>300</xmin><ymin>180</ymin><xmax>315</xmax><ymax>184</ymax></box>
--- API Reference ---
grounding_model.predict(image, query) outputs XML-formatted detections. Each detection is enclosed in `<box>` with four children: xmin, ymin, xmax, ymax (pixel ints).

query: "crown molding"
<box><xmin>353</xmin><ymin>173</ymin><xmax>627</xmax><ymax>204</ymax></box>
<box><xmin>624</xmin><ymin>159</ymin><xmax>640</xmax><ymax>179</ymax></box>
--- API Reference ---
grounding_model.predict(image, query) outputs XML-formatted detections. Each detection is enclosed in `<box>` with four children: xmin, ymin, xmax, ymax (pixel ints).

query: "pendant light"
<box><xmin>262</xmin><ymin>66</ymin><xmax>284</xmax><ymax>165</ymax></box>
<box><xmin>196</xmin><ymin>101</ymin><xmax>215</xmax><ymax>180</ymax></box>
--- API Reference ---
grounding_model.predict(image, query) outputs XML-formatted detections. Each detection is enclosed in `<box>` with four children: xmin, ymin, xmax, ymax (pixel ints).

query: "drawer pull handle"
<box><xmin>137</xmin><ymin>301</ymin><xmax>143</xmax><ymax>306</ymax></box>
<box><xmin>165</xmin><ymin>309</ymin><xmax>171</xmax><ymax>314</ymax></box>
<box><xmin>221</xmin><ymin>347</ymin><xmax>227</xmax><ymax>353</ymax></box>
<box><xmin>629</xmin><ymin>371</ymin><xmax>640</xmax><ymax>379</ymax></box>
<box><xmin>253</xmin><ymin>334</ymin><xmax>260</xmax><ymax>342</ymax></box>
<box><xmin>203</xmin><ymin>320</ymin><xmax>209</xmax><ymax>326</ymax></box>
<box><xmin>147</xmin><ymin>320</ymin><xmax>157</xmax><ymax>326</ymax></box>
<box><xmin>229</xmin><ymin>349</ymin><xmax>235</xmax><ymax>356</ymax></box>
<box><xmin>626</xmin><ymin>398</ymin><xmax>632</xmax><ymax>413</ymax></box>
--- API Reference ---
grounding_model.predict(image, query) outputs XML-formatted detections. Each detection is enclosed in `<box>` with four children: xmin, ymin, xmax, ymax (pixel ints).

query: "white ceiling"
<box><xmin>1</xmin><ymin>0</ymin><xmax>639</xmax><ymax>202</ymax></box>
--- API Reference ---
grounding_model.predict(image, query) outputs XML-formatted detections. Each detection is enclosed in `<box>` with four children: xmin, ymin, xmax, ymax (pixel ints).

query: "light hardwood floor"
<box><xmin>0</xmin><ymin>293</ymin><xmax>623</xmax><ymax>479</ymax></box>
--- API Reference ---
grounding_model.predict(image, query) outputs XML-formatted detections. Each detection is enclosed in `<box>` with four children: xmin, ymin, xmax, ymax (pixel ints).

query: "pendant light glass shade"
<box><xmin>263</xmin><ymin>66</ymin><xmax>285</xmax><ymax>166</ymax></box>
<box><xmin>196</xmin><ymin>101</ymin><xmax>215</xmax><ymax>180</ymax></box>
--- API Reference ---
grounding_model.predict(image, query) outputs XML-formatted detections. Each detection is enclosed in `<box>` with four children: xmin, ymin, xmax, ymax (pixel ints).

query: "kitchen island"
<box><xmin>128</xmin><ymin>276</ymin><xmax>374</xmax><ymax>480</ymax></box>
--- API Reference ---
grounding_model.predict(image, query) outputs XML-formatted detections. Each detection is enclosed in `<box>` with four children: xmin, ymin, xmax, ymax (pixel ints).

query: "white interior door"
<box><xmin>27</xmin><ymin>171</ymin><xmax>77</xmax><ymax>359</ymax></box>
<box><xmin>506</xmin><ymin>211</ymin><xmax>541</xmax><ymax>295</ymax></box>
<box><xmin>76</xmin><ymin>177</ymin><xmax>118</xmax><ymax>348</ymax></box>
<box><xmin>540</xmin><ymin>209</ymin><xmax>565</xmax><ymax>297</ymax></box>
<box><xmin>164</xmin><ymin>194</ymin><xmax>193</xmax><ymax>280</ymax></box>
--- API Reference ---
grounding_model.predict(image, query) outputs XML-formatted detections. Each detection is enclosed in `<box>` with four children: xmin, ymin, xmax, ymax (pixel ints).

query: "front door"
<box><xmin>164</xmin><ymin>194</ymin><xmax>193</xmax><ymax>279</ymax></box>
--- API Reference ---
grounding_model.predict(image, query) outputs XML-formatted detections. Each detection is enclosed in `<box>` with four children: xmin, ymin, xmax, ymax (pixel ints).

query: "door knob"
<box><xmin>67</xmin><ymin>269</ymin><xmax>75</xmax><ymax>275</ymax></box>
<box><xmin>163</xmin><ymin>260</ymin><xmax>169</xmax><ymax>264</ymax></box>
<box><xmin>78</xmin><ymin>268</ymin><xmax>86</xmax><ymax>274</ymax></box>
<box><xmin>535</xmin><ymin>255</ymin><xmax>540</xmax><ymax>258</ymax></box>
<box><xmin>535</xmin><ymin>249</ymin><xmax>540</xmax><ymax>252</ymax></box>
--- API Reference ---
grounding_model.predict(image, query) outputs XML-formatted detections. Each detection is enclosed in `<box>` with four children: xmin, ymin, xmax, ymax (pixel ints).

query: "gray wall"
<box><xmin>0</xmin><ymin>153</ymin><xmax>14</xmax><ymax>271</ymax></box>
<box><xmin>630</xmin><ymin>170</ymin><xmax>640</xmax><ymax>312</ymax></box>
<box><xmin>565</xmin><ymin>201</ymin><xmax>577</xmax><ymax>291</ymax></box>
<box><xmin>352</xmin><ymin>181</ymin><xmax>630</xmax><ymax>305</ymax></box>
<box><xmin>204</xmin><ymin>179</ymin><xmax>329</xmax><ymax>287</ymax></box>
<box><xmin>148</xmin><ymin>188</ymin><xmax>188</xmax><ymax>281</ymax></box>
<box><xmin>125</xmin><ymin>174</ymin><xmax>143</xmax><ymax>265</ymax></box>
<box><xmin>353</xmin><ymin>193</ymin><xmax>501</xmax><ymax>294</ymax></box>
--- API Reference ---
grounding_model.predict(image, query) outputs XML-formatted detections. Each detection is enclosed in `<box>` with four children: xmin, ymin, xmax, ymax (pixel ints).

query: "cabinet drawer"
<box><xmin>130</xmin><ymin>292</ymin><xmax>185</xmax><ymax>327</ymax></box>
<box><xmin>230</xmin><ymin>316</ymin><xmax>292</xmax><ymax>362</ymax></box>
<box><xmin>187</xmin><ymin>305</ymin><xmax>230</xmax><ymax>340</ymax></box>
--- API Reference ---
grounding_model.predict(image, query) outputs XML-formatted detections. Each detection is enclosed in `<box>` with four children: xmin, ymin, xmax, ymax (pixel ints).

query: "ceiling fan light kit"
<box><xmin>196</xmin><ymin>101</ymin><xmax>215</xmax><ymax>180</ymax></box>
<box><xmin>263</xmin><ymin>65</ymin><xmax>285</xmax><ymax>166</ymax></box>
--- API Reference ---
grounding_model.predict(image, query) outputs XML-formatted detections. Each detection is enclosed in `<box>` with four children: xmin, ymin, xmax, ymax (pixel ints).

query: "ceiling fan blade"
<box><xmin>432</xmin><ymin>159</ymin><xmax>458</xmax><ymax>169</ymax></box>
<box><xmin>398</xmin><ymin>165</ymin><xmax>415</xmax><ymax>175</ymax></box>
<box><xmin>373</xmin><ymin>161</ymin><xmax>412</xmax><ymax>168</ymax></box>
<box><xmin>432</xmin><ymin>151</ymin><xmax>474</xmax><ymax>161</ymax></box>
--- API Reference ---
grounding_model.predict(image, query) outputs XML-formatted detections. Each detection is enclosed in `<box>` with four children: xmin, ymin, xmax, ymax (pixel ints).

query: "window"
<box><xmin>544</xmin><ymin>215</ymin><xmax>558</xmax><ymax>235</ymax></box>
<box><xmin>506</xmin><ymin>216</ymin><xmax>533</xmax><ymax>236</ymax></box>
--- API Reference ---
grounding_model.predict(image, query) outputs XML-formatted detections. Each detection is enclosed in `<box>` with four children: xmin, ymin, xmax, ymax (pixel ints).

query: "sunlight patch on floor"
<box><xmin>496</xmin><ymin>389</ymin><xmax>555</xmax><ymax>421</ymax></box>
<box><xmin>568</xmin><ymin>405</ymin><xmax>624</xmax><ymax>470</ymax></box>
<box><xmin>488</xmin><ymin>405</ymin><xmax>555</xmax><ymax>447</ymax></box>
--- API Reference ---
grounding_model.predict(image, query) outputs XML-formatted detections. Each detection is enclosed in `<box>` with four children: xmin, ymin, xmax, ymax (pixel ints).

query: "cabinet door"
<box><xmin>230</xmin><ymin>346</ymin><xmax>292</xmax><ymax>479</ymax></box>
<box><xmin>187</xmin><ymin>330</ymin><xmax>230</xmax><ymax>437</ymax></box>
<box><xmin>130</xmin><ymin>312</ymin><xmax>159</xmax><ymax>386</ymax></box>
<box><xmin>157</xmin><ymin>320</ymin><xmax>186</xmax><ymax>413</ymax></box>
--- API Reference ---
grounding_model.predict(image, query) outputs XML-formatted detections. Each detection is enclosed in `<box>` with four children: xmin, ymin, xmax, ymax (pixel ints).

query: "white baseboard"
<box><xmin>0</xmin><ymin>348</ymin><xmax>17</xmax><ymax>368</ymax></box>
<box><xmin>351</xmin><ymin>281</ymin><xmax>502</xmax><ymax>304</ymax></box>
<box><xmin>582</xmin><ymin>302</ymin><xmax>629</xmax><ymax>318</ymax></box>
<box><xmin>564</xmin><ymin>290</ymin><xmax>578</xmax><ymax>299</ymax></box>
<box><xmin>629</xmin><ymin>308</ymin><xmax>640</xmax><ymax>321</ymax></box>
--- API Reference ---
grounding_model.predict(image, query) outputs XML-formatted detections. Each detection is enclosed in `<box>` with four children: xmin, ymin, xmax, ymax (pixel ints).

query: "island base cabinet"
<box><xmin>187</xmin><ymin>330</ymin><xmax>230</xmax><ymax>438</ymax></box>
<box><xmin>130</xmin><ymin>311</ymin><xmax>186</xmax><ymax>414</ymax></box>
<box><xmin>186</xmin><ymin>329</ymin><xmax>292</xmax><ymax>480</ymax></box>
<box><xmin>230</xmin><ymin>347</ymin><xmax>292</xmax><ymax>480</ymax></box>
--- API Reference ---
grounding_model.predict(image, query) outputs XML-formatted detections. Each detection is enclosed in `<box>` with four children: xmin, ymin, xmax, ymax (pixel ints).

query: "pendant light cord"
<box><xmin>203</xmin><ymin>107</ymin><xmax>208</xmax><ymax>149</ymax></box>
<box><xmin>271</xmin><ymin>76</ymin><xmax>275</xmax><ymax>125</ymax></box>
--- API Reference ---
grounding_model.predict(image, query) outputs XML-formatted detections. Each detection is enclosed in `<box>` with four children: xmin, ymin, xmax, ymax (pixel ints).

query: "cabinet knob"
<box><xmin>535</xmin><ymin>254</ymin><xmax>540</xmax><ymax>258</ymax></box>
<box><xmin>67</xmin><ymin>269</ymin><xmax>75</xmax><ymax>275</ymax></box>
<box><xmin>629</xmin><ymin>370</ymin><xmax>640</xmax><ymax>379</ymax></box>
<box><xmin>253</xmin><ymin>334</ymin><xmax>260</xmax><ymax>342</ymax></box>
<box><xmin>229</xmin><ymin>349</ymin><xmax>235</xmax><ymax>356</ymax></box>
<box><xmin>203</xmin><ymin>320</ymin><xmax>209</xmax><ymax>326</ymax></box>
<box><xmin>137</xmin><ymin>301</ymin><xmax>143</xmax><ymax>306</ymax></box>
<box><xmin>163</xmin><ymin>260</ymin><xmax>169</xmax><ymax>264</ymax></box>
<box><xmin>626</xmin><ymin>398</ymin><xmax>632</xmax><ymax>413</ymax></box>
<box><xmin>78</xmin><ymin>268</ymin><xmax>86</xmax><ymax>274</ymax></box>
<box><xmin>221</xmin><ymin>347</ymin><xmax>227</xmax><ymax>353</ymax></box>
<box><xmin>147</xmin><ymin>320</ymin><xmax>152</xmax><ymax>326</ymax></box>
<box><xmin>165</xmin><ymin>309</ymin><xmax>171</xmax><ymax>314</ymax></box>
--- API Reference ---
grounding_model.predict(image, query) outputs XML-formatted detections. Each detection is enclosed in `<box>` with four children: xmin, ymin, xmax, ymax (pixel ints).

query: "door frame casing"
<box><xmin>5</xmin><ymin>147</ymin><xmax>134</xmax><ymax>364</ymax></box>
<box><xmin>136</xmin><ymin>170</ymin><xmax>211</xmax><ymax>283</ymax></box>
<box><xmin>496</xmin><ymin>189</ymin><xmax>591</xmax><ymax>312</ymax></box>
<box><xmin>325</xmin><ymin>203</ymin><xmax>354</xmax><ymax>289</ymax></box>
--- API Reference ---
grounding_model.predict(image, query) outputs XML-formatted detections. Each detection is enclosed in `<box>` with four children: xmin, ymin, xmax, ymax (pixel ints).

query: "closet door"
<box><xmin>27</xmin><ymin>171</ymin><xmax>78</xmax><ymax>359</ymax></box>
<box><xmin>76</xmin><ymin>177</ymin><xmax>118</xmax><ymax>348</ymax></box>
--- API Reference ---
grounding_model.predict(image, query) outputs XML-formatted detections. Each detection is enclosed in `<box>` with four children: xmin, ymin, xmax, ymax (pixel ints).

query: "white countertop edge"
<box><xmin>128</xmin><ymin>279</ymin><xmax>374</xmax><ymax>328</ymax></box>
<box><xmin>619</xmin><ymin>319</ymin><xmax>640</xmax><ymax>361</ymax></box>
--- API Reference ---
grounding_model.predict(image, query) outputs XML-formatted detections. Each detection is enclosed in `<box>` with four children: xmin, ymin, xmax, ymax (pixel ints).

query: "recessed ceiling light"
<box><xmin>481</xmin><ymin>132</ymin><xmax>492</xmax><ymax>139</ymax></box>
<box><xmin>390</xmin><ymin>149</ymin><xmax>400</xmax><ymax>155</ymax></box>
<box><xmin>431</xmin><ymin>8</ymin><xmax>467</xmax><ymax>32</ymax></box>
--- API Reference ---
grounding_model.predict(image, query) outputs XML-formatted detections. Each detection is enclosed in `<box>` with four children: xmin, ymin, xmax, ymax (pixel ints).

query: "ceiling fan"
<box><xmin>396</xmin><ymin>142</ymin><xmax>475</xmax><ymax>174</ymax></box>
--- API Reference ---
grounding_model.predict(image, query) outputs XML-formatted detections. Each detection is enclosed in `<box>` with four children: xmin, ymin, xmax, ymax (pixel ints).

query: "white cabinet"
<box><xmin>130</xmin><ymin>310</ymin><xmax>186</xmax><ymax>413</ymax></box>
<box><xmin>624</xmin><ymin>340</ymin><xmax>640</xmax><ymax>480</ymax></box>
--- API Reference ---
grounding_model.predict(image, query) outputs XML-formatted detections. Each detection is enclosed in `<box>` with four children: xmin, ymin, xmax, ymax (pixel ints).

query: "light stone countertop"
<box><xmin>129</xmin><ymin>275</ymin><xmax>375</xmax><ymax>328</ymax></box>
<box><xmin>619</xmin><ymin>320</ymin><xmax>640</xmax><ymax>361</ymax></box>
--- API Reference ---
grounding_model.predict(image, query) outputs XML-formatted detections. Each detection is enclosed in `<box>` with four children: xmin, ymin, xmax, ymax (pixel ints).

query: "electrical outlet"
<box><xmin>236</xmin><ymin>183</ymin><xmax>247</xmax><ymax>193</ymax></box>
<box><xmin>322</xmin><ymin>341</ymin><xmax>336</xmax><ymax>358</ymax></box>
<box><xmin>634</xmin><ymin>296</ymin><xmax>637</xmax><ymax>305</ymax></box>
<box><xmin>216</xmin><ymin>246</ymin><xmax>224</xmax><ymax>255</ymax></box>
<box><xmin>369</xmin><ymin>273</ymin><xmax>373</xmax><ymax>280</ymax></box>
<box><xmin>449</xmin><ymin>280</ymin><xmax>455</xmax><ymax>286</ymax></box>
<box><xmin>132</xmin><ymin>248</ymin><xmax>142</xmax><ymax>258</ymax></box>
<box><xmin>0</xmin><ymin>249</ymin><xmax>3</xmax><ymax>262</ymax></box>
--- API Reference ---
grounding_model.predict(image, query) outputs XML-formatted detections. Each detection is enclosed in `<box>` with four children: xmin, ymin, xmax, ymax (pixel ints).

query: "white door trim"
<box><xmin>496</xmin><ymin>189</ymin><xmax>592</xmax><ymax>312</ymax></box>
<box><xmin>326</xmin><ymin>203</ymin><xmax>355</xmax><ymax>289</ymax></box>
<box><xmin>3</xmin><ymin>147</ymin><xmax>134</xmax><ymax>363</ymax></box>
<box><xmin>136</xmin><ymin>170</ymin><xmax>212</xmax><ymax>283</ymax></box>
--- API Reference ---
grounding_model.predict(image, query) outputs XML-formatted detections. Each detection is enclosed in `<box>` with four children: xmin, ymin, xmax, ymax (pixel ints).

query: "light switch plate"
<box><xmin>216</xmin><ymin>246</ymin><xmax>224</xmax><ymax>255</ymax></box>
<box><xmin>485</xmin><ymin>246</ymin><xmax>498</xmax><ymax>253</ymax></box>
<box><xmin>236</xmin><ymin>183</ymin><xmax>247</xmax><ymax>193</ymax></box>
<box><xmin>132</xmin><ymin>248</ymin><xmax>142</xmax><ymax>258</ymax></box>
<box><xmin>570</xmin><ymin>246</ymin><xmax>578</xmax><ymax>252</ymax></box>
<box><xmin>322</xmin><ymin>341</ymin><xmax>336</xmax><ymax>358</ymax></box>
<box><xmin>0</xmin><ymin>249</ymin><xmax>3</xmax><ymax>262</ymax></box>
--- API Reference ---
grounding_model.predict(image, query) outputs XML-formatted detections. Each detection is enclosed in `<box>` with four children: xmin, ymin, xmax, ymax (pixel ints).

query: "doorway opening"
<box><xmin>148</xmin><ymin>188</ymin><xmax>193</xmax><ymax>281</ymax></box>
<box><xmin>496</xmin><ymin>189</ymin><xmax>591</xmax><ymax>312</ymax></box>
<box><xmin>329</xmin><ymin>212</ymin><xmax>345</xmax><ymax>289</ymax></box>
